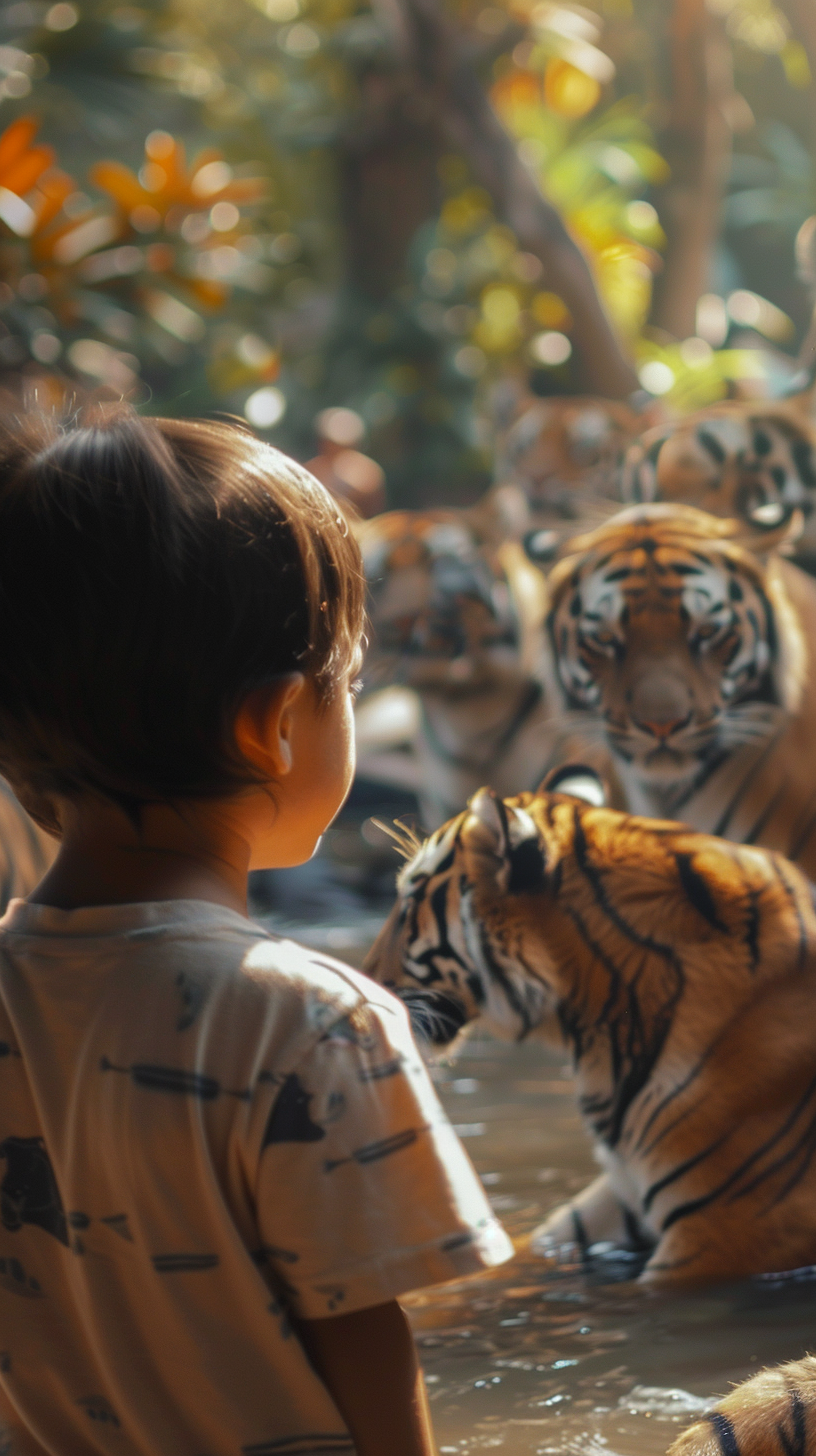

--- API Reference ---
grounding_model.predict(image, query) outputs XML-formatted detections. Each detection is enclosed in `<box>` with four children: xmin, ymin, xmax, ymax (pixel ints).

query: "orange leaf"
<box><xmin>0</xmin><ymin>116</ymin><xmax>39</xmax><ymax>176</ymax></box>
<box><xmin>90</xmin><ymin>161</ymin><xmax>147</xmax><ymax>212</ymax></box>
<box><xmin>32</xmin><ymin>173</ymin><xmax>75</xmax><ymax>233</ymax></box>
<box><xmin>1</xmin><ymin>146</ymin><xmax>55</xmax><ymax>197</ymax></box>
<box><xmin>159</xmin><ymin>138</ymin><xmax>186</xmax><ymax>193</ymax></box>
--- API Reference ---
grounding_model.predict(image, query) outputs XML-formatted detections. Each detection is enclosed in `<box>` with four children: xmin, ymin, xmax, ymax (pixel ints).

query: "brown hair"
<box><xmin>0</xmin><ymin>405</ymin><xmax>364</xmax><ymax>822</ymax></box>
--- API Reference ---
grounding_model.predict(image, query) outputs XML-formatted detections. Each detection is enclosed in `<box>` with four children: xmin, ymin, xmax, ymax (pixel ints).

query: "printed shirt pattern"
<box><xmin>0</xmin><ymin>898</ymin><xmax>512</xmax><ymax>1455</ymax></box>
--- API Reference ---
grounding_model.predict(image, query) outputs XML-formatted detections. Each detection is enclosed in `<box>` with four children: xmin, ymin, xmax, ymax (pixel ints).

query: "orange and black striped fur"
<box><xmin>357</xmin><ymin>506</ymin><xmax>574</xmax><ymax>828</ymax></box>
<box><xmin>494</xmin><ymin>394</ymin><xmax>645</xmax><ymax>527</ymax></box>
<box><xmin>668</xmin><ymin>1355</ymin><xmax>816</xmax><ymax>1456</ymax></box>
<box><xmin>364</xmin><ymin>770</ymin><xmax>816</xmax><ymax>1287</ymax></box>
<box><xmin>621</xmin><ymin>401</ymin><xmax>816</xmax><ymax>564</ymax></box>
<box><xmin>544</xmin><ymin>504</ymin><xmax>816</xmax><ymax>879</ymax></box>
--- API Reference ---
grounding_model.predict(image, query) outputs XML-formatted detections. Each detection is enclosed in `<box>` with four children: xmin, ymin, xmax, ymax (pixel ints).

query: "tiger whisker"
<box><xmin>370</xmin><ymin>817</ymin><xmax>423</xmax><ymax>860</ymax></box>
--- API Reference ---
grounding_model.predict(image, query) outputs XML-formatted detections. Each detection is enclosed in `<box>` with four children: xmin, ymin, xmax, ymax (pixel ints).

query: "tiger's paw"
<box><xmin>529</xmin><ymin>1204</ymin><xmax>587</xmax><ymax>1267</ymax></box>
<box><xmin>668</xmin><ymin>1356</ymin><xmax>816</xmax><ymax>1456</ymax></box>
<box><xmin>528</xmin><ymin>1224</ymin><xmax>583</xmax><ymax>1269</ymax></box>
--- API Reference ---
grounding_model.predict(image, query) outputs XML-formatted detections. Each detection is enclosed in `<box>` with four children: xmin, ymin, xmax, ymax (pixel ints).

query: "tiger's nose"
<box><xmin>635</xmin><ymin>714</ymin><xmax>690</xmax><ymax>741</ymax></box>
<box><xmin>629</xmin><ymin>673</ymin><xmax>692</xmax><ymax>738</ymax></box>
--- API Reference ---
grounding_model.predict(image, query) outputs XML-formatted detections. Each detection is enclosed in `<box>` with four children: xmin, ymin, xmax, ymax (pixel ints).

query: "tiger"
<box><xmin>542</xmin><ymin>502</ymin><xmax>816</xmax><ymax>880</ymax></box>
<box><xmin>363</xmin><ymin>765</ymin><xmax>816</xmax><ymax>1288</ymax></box>
<box><xmin>620</xmin><ymin>400</ymin><xmax>816</xmax><ymax>566</ymax></box>
<box><xmin>493</xmin><ymin>393</ymin><xmax>647</xmax><ymax>528</ymax></box>
<box><xmin>667</xmin><ymin>1354</ymin><xmax>816</xmax><ymax>1455</ymax></box>
<box><xmin>357</xmin><ymin>504</ymin><xmax>596</xmax><ymax>828</ymax></box>
<box><xmin>363</xmin><ymin>769</ymin><xmax>816</xmax><ymax>1452</ymax></box>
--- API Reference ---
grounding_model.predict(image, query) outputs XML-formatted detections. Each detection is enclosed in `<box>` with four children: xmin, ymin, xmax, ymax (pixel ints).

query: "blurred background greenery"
<box><xmin>0</xmin><ymin>0</ymin><xmax>814</xmax><ymax>506</ymax></box>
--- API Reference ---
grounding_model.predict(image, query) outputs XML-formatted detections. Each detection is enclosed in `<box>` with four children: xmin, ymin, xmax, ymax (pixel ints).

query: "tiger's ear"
<box><xmin>467</xmin><ymin>787</ymin><xmax>546</xmax><ymax>892</ymax></box>
<box><xmin>468</xmin><ymin>786</ymin><xmax>504</xmax><ymax>843</ymax></box>
<box><xmin>468</xmin><ymin>787</ymin><xmax>538</xmax><ymax>847</ymax></box>
<box><xmin>538</xmin><ymin>763</ymin><xmax>607</xmax><ymax>806</ymax></box>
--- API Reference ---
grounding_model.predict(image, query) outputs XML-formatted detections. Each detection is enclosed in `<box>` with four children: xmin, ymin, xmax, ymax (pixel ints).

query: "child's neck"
<box><xmin>28</xmin><ymin>796</ymin><xmax>251</xmax><ymax>914</ymax></box>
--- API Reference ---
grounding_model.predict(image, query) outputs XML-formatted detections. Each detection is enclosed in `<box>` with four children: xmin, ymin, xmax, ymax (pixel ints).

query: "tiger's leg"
<box><xmin>529</xmin><ymin>1174</ymin><xmax>650</xmax><ymax>1264</ymax></box>
<box><xmin>667</xmin><ymin>1356</ymin><xmax>816</xmax><ymax>1456</ymax></box>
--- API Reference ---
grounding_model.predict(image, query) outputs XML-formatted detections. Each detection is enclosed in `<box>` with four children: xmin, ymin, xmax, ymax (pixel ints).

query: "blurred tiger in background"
<box><xmin>542</xmin><ymin>503</ymin><xmax>816</xmax><ymax>878</ymax></box>
<box><xmin>364</xmin><ymin>766</ymin><xmax>816</xmax><ymax>1287</ymax></box>
<box><xmin>620</xmin><ymin>396</ymin><xmax>816</xmax><ymax>567</ymax></box>
<box><xmin>357</xmin><ymin>503</ymin><xmax>587</xmax><ymax>828</ymax></box>
<box><xmin>493</xmin><ymin>394</ymin><xmax>647</xmax><ymax>528</ymax></box>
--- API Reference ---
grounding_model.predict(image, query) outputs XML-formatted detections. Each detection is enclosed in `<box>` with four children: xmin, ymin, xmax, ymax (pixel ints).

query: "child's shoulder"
<box><xmin>136</xmin><ymin>905</ymin><xmax>404</xmax><ymax>1054</ymax></box>
<box><xmin>1</xmin><ymin>898</ymin><xmax>399</xmax><ymax>1055</ymax></box>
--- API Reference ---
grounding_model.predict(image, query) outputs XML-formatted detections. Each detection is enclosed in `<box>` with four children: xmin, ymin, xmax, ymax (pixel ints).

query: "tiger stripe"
<box><xmin>620</xmin><ymin>401</ymin><xmax>816</xmax><ymax>561</ymax></box>
<box><xmin>668</xmin><ymin>1360</ymin><xmax>816</xmax><ymax>1456</ymax></box>
<box><xmin>543</xmin><ymin>504</ymin><xmax>816</xmax><ymax>879</ymax></box>
<box><xmin>365</xmin><ymin>773</ymin><xmax>816</xmax><ymax>1286</ymax></box>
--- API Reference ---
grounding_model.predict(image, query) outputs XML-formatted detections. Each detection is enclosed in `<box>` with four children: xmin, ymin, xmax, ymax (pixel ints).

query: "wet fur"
<box><xmin>668</xmin><ymin>1355</ymin><xmax>816</xmax><ymax>1456</ymax></box>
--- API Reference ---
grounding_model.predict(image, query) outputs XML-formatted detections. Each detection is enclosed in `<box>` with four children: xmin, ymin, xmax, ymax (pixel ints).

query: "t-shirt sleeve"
<box><xmin>251</xmin><ymin>988</ymin><xmax>514</xmax><ymax>1318</ymax></box>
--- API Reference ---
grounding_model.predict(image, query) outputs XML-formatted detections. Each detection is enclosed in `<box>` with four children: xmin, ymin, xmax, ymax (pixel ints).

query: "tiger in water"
<box><xmin>620</xmin><ymin>398</ymin><xmax>816</xmax><ymax>566</ymax></box>
<box><xmin>357</xmin><ymin>504</ymin><xmax>596</xmax><ymax>828</ymax></box>
<box><xmin>364</xmin><ymin>769</ymin><xmax>816</xmax><ymax>1452</ymax></box>
<box><xmin>542</xmin><ymin>502</ymin><xmax>816</xmax><ymax>878</ymax></box>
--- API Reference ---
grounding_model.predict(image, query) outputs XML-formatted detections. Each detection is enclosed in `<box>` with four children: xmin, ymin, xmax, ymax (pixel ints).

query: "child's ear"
<box><xmin>233</xmin><ymin>674</ymin><xmax>305</xmax><ymax>778</ymax></box>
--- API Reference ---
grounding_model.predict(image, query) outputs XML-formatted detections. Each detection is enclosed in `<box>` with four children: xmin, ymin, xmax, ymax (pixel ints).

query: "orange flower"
<box><xmin>0</xmin><ymin>116</ymin><xmax>76</xmax><ymax>239</ymax></box>
<box><xmin>0</xmin><ymin>117</ymin><xmax>54</xmax><ymax>198</ymax></box>
<box><xmin>90</xmin><ymin>131</ymin><xmax>266</xmax><ymax>231</ymax></box>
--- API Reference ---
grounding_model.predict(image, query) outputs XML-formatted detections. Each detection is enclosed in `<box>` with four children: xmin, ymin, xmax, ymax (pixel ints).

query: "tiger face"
<box><xmin>496</xmin><ymin>396</ymin><xmax>643</xmax><ymax>521</ymax></box>
<box><xmin>621</xmin><ymin>403</ymin><xmax>816</xmax><ymax>548</ymax></box>
<box><xmin>365</xmin><ymin>787</ymin><xmax>557</xmax><ymax>1046</ymax></box>
<box><xmin>546</xmin><ymin>504</ymin><xmax>803</xmax><ymax>792</ymax></box>
<box><xmin>358</xmin><ymin>510</ymin><xmax>535</xmax><ymax>695</ymax></box>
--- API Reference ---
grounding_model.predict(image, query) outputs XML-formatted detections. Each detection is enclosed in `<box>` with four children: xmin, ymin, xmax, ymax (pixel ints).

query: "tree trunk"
<box><xmin>649</xmin><ymin>0</ymin><xmax>734</xmax><ymax>340</ymax></box>
<box><xmin>341</xmin><ymin>70</ymin><xmax>443</xmax><ymax>299</ymax></box>
<box><xmin>345</xmin><ymin>0</ymin><xmax>638</xmax><ymax>399</ymax></box>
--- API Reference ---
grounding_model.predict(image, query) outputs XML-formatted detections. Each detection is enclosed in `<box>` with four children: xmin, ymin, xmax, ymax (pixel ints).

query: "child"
<box><xmin>0</xmin><ymin>408</ymin><xmax>513</xmax><ymax>1456</ymax></box>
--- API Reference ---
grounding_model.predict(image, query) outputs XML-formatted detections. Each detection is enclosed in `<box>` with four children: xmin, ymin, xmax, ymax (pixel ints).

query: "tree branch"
<box><xmin>353</xmin><ymin>0</ymin><xmax>638</xmax><ymax>398</ymax></box>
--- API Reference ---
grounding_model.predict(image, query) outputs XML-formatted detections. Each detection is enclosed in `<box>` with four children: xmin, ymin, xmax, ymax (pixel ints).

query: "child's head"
<box><xmin>0</xmin><ymin>405</ymin><xmax>365</xmax><ymax>833</ymax></box>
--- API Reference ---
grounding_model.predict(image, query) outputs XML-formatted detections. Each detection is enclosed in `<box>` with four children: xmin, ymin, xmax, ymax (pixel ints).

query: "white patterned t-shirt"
<box><xmin>0</xmin><ymin>898</ymin><xmax>512</xmax><ymax>1455</ymax></box>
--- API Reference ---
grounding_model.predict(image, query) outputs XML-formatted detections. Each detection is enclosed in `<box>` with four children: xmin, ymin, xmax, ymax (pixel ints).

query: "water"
<box><xmin>263</xmin><ymin>913</ymin><xmax>816</xmax><ymax>1456</ymax></box>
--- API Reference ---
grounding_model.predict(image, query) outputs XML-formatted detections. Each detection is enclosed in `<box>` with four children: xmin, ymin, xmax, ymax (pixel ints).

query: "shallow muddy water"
<box><xmin>265</xmin><ymin>913</ymin><xmax>816</xmax><ymax>1456</ymax></box>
